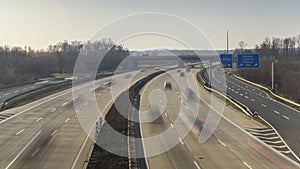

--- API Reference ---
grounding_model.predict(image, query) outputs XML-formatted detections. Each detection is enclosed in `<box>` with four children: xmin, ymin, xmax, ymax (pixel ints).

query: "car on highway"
<box><xmin>179</xmin><ymin>72</ymin><xmax>185</xmax><ymax>77</ymax></box>
<box><xmin>164</xmin><ymin>82</ymin><xmax>172</xmax><ymax>90</ymax></box>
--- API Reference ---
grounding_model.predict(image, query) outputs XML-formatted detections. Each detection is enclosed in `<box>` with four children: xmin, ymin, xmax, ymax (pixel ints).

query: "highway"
<box><xmin>0</xmin><ymin>79</ymin><xmax>69</xmax><ymax>113</ymax></box>
<box><xmin>0</xmin><ymin>69</ymin><xmax>157</xmax><ymax>169</ymax></box>
<box><xmin>1</xmin><ymin>66</ymin><xmax>299</xmax><ymax>169</ymax></box>
<box><xmin>205</xmin><ymin>66</ymin><xmax>300</xmax><ymax>161</ymax></box>
<box><xmin>139</xmin><ymin>68</ymin><xmax>299</xmax><ymax>169</ymax></box>
<box><xmin>0</xmin><ymin>83</ymin><xmax>40</xmax><ymax>110</ymax></box>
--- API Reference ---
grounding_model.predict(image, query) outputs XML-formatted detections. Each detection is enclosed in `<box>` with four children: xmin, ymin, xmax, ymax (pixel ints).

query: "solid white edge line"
<box><xmin>193</xmin><ymin>161</ymin><xmax>201</xmax><ymax>169</ymax></box>
<box><xmin>243</xmin><ymin>162</ymin><xmax>252</xmax><ymax>169</ymax></box>
<box><xmin>217</xmin><ymin>139</ymin><xmax>226</xmax><ymax>147</ymax></box>
<box><xmin>16</xmin><ymin>129</ymin><xmax>25</xmax><ymax>135</ymax></box>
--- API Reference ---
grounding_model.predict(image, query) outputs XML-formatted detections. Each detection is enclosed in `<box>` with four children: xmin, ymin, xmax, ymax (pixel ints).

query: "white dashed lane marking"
<box><xmin>16</xmin><ymin>129</ymin><xmax>25</xmax><ymax>135</ymax></box>
<box><xmin>35</xmin><ymin>117</ymin><xmax>42</xmax><ymax>122</ymax></box>
<box><xmin>217</xmin><ymin>139</ymin><xmax>226</xmax><ymax>147</ymax></box>
<box><xmin>178</xmin><ymin>138</ymin><xmax>184</xmax><ymax>145</ymax></box>
<box><xmin>65</xmin><ymin>118</ymin><xmax>70</xmax><ymax>123</ymax></box>
<box><xmin>283</xmin><ymin>115</ymin><xmax>290</xmax><ymax>120</ymax></box>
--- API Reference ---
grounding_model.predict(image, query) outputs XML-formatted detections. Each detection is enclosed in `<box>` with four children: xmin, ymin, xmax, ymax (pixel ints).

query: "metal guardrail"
<box><xmin>0</xmin><ymin>80</ymin><xmax>39</xmax><ymax>90</ymax></box>
<box><xmin>0</xmin><ymin>72</ymin><xmax>118</xmax><ymax>111</ymax></box>
<box><xmin>0</xmin><ymin>80</ymin><xmax>72</xmax><ymax>111</ymax></box>
<box><xmin>198</xmin><ymin>68</ymin><xmax>254</xmax><ymax>116</ymax></box>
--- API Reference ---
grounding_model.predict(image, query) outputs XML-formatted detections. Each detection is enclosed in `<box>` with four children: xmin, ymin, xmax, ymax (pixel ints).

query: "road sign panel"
<box><xmin>220</xmin><ymin>54</ymin><xmax>232</xmax><ymax>68</ymax></box>
<box><xmin>237</xmin><ymin>54</ymin><xmax>259</xmax><ymax>68</ymax></box>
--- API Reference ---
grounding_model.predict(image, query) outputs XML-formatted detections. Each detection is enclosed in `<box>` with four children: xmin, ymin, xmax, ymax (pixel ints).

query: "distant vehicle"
<box><xmin>164</xmin><ymin>82</ymin><xmax>172</xmax><ymax>90</ymax></box>
<box><xmin>179</xmin><ymin>72</ymin><xmax>185</xmax><ymax>77</ymax></box>
<box><xmin>186</xmin><ymin>67</ymin><xmax>191</xmax><ymax>72</ymax></box>
<box><xmin>154</xmin><ymin>67</ymin><xmax>159</xmax><ymax>70</ymax></box>
<box><xmin>226</xmin><ymin>72</ymin><xmax>233</xmax><ymax>76</ymax></box>
<box><xmin>66</xmin><ymin>76</ymin><xmax>79</xmax><ymax>81</ymax></box>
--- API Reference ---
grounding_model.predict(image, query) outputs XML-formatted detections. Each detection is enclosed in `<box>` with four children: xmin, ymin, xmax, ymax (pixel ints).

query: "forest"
<box><xmin>236</xmin><ymin>35</ymin><xmax>300</xmax><ymax>103</ymax></box>
<box><xmin>0</xmin><ymin>38</ymin><xmax>129</xmax><ymax>86</ymax></box>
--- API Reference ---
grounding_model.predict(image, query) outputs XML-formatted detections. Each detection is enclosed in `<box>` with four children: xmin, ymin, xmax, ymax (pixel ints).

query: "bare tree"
<box><xmin>238</xmin><ymin>41</ymin><xmax>248</xmax><ymax>53</ymax></box>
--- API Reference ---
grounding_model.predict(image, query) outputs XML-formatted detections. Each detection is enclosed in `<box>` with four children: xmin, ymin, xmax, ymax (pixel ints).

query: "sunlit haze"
<box><xmin>1</xmin><ymin>0</ymin><xmax>300</xmax><ymax>50</ymax></box>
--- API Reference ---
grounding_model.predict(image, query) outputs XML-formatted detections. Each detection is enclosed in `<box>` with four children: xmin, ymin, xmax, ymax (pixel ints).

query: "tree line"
<box><xmin>0</xmin><ymin>38</ymin><xmax>129</xmax><ymax>86</ymax></box>
<box><xmin>236</xmin><ymin>35</ymin><xmax>300</xmax><ymax>103</ymax></box>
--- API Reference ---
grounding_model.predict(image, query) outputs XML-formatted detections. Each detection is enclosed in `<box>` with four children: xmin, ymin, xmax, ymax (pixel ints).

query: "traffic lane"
<box><xmin>0</xmin><ymin>68</ymin><xmax>156</xmax><ymax>141</ymax></box>
<box><xmin>20</xmin><ymin>114</ymin><xmax>86</xmax><ymax>169</ymax></box>
<box><xmin>197</xmin><ymin>72</ymin><xmax>298</xmax><ymax>168</ymax></box>
<box><xmin>163</xmin><ymin>83</ymin><xmax>248</xmax><ymax>168</ymax></box>
<box><xmin>0</xmin><ymin>78</ymin><xmax>105</xmax><ymax>168</ymax></box>
<box><xmin>227</xmin><ymin>75</ymin><xmax>300</xmax><ymax>157</ymax></box>
<box><xmin>214</xmin><ymin>70</ymin><xmax>300</xmax><ymax>132</ymax></box>
<box><xmin>9</xmin><ymin>78</ymin><xmax>118</xmax><ymax>169</ymax></box>
<box><xmin>186</xmin><ymin>69</ymin><xmax>299</xmax><ymax>168</ymax></box>
<box><xmin>227</xmin><ymin>75</ymin><xmax>299</xmax><ymax>118</ymax></box>
<box><xmin>0</xmin><ymin>93</ymin><xmax>75</xmax><ymax>168</ymax></box>
<box><xmin>140</xmin><ymin>72</ymin><xmax>200</xmax><ymax>169</ymax></box>
<box><xmin>141</xmin><ymin>71</ymin><xmax>246</xmax><ymax>169</ymax></box>
<box><xmin>0</xmin><ymin>82</ymin><xmax>112</xmax><ymax>169</ymax></box>
<box><xmin>143</xmin><ymin>116</ymin><xmax>200</xmax><ymax>168</ymax></box>
<box><xmin>0</xmin><ymin>69</ymin><xmax>158</xmax><ymax>169</ymax></box>
<box><xmin>0</xmin><ymin>83</ymin><xmax>41</xmax><ymax>103</ymax></box>
<box><xmin>207</xmin><ymin>68</ymin><xmax>299</xmax><ymax>128</ymax></box>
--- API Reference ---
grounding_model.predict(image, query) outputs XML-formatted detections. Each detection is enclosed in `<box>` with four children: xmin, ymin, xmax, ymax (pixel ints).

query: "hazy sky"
<box><xmin>1</xmin><ymin>0</ymin><xmax>300</xmax><ymax>50</ymax></box>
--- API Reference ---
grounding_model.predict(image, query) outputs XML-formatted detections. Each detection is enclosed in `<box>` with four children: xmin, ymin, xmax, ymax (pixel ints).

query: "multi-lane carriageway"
<box><xmin>0</xmin><ymin>67</ymin><xmax>299</xmax><ymax>169</ymax></box>
<box><xmin>0</xmin><ymin>70</ymin><xmax>159</xmax><ymax>169</ymax></box>
<box><xmin>205</xmin><ymin>66</ymin><xmax>300</xmax><ymax>162</ymax></box>
<box><xmin>139</xmin><ymin>69</ymin><xmax>299</xmax><ymax>169</ymax></box>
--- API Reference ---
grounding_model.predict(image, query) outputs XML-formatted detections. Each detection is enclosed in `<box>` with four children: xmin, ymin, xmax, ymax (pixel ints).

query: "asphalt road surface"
<box><xmin>205</xmin><ymin>66</ymin><xmax>300</xmax><ymax>161</ymax></box>
<box><xmin>0</xmin><ymin>69</ymin><xmax>157</xmax><ymax>169</ymax></box>
<box><xmin>139</xmin><ymin>68</ymin><xmax>299</xmax><ymax>169</ymax></box>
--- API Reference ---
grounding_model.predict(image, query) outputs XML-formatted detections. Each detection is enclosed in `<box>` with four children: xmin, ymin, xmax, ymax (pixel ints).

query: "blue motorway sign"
<box><xmin>237</xmin><ymin>54</ymin><xmax>260</xmax><ymax>68</ymax></box>
<box><xmin>220</xmin><ymin>54</ymin><xmax>233</xmax><ymax>68</ymax></box>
